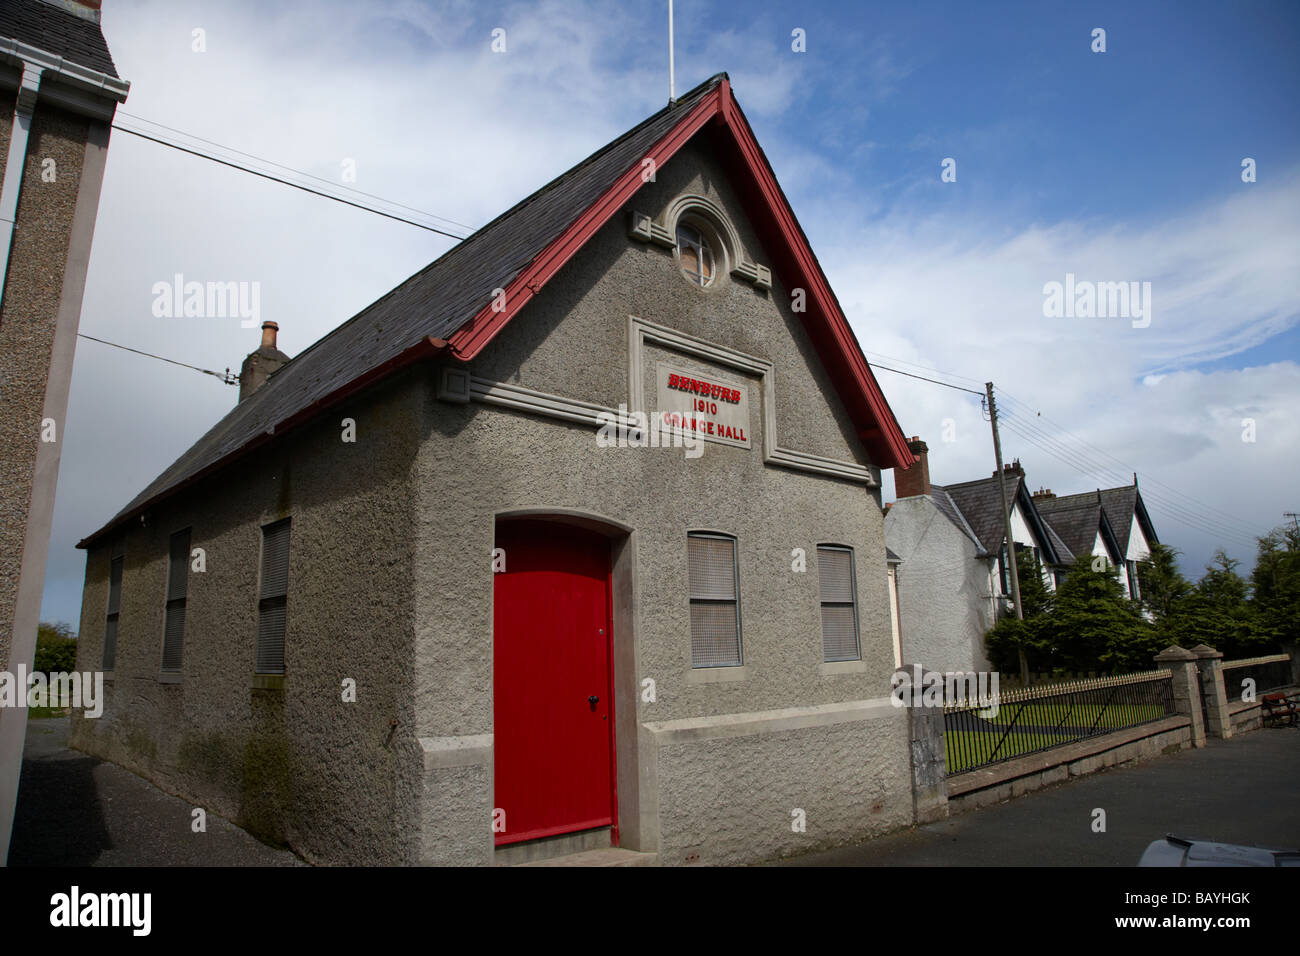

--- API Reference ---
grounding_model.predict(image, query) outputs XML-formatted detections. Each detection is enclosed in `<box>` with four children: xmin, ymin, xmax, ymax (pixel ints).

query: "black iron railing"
<box><xmin>944</xmin><ymin>671</ymin><xmax>1175</xmax><ymax>775</ymax></box>
<box><xmin>1221</xmin><ymin>654</ymin><xmax>1294</xmax><ymax>706</ymax></box>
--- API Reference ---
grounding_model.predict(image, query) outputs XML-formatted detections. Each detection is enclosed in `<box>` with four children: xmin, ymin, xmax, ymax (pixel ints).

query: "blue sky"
<box><xmin>38</xmin><ymin>0</ymin><xmax>1300</xmax><ymax>625</ymax></box>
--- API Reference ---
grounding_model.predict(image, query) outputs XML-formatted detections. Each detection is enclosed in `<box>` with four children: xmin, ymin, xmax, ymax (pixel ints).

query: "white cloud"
<box><xmin>38</xmin><ymin>0</ymin><xmax>1300</xmax><ymax>626</ymax></box>
<box><xmin>846</xmin><ymin>176</ymin><xmax>1300</xmax><ymax>577</ymax></box>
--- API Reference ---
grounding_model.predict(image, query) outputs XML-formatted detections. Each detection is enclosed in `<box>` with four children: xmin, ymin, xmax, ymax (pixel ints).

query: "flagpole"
<box><xmin>668</xmin><ymin>0</ymin><xmax>675</xmax><ymax>103</ymax></box>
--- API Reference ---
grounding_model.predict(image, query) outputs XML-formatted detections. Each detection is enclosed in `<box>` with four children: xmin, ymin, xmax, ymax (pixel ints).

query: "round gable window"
<box><xmin>675</xmin><ymin>222</ymin><xmax>716</xmax><ymax>287</ymax></box>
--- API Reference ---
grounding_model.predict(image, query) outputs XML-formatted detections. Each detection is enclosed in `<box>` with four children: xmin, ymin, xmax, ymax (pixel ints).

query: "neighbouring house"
<box><xmin>1034</xmin><ymin>483</ymin><xmax>1159</xmax><ymax>600</ymax></box>
<box><xmin>0</xmin><ymin>0</ymin><xmax>128</xmax><ymax>862</ymax></box>
<box><xmin>69</xmin><ymin>74</ymin><xmax>923</xmax><ymax>866</ymax></box>
<box><xmin>884</xmin><ymin>438</ymin><xmax>1069</xmax><ymax>674</ymax></box>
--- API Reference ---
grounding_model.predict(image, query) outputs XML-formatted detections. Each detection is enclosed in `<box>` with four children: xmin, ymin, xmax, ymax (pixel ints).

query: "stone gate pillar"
<box><xmin>1191</xmin><ymin>644</ymin><xmax>1233</xmax><ymax>739</ymax></box>
<box><xmin>896</xmin><ymin>665</ymin><xmax>949</xmax><ymax>823</ymax></box>
<box><xmin>1154</xmin><ymin>645</ymin><xmax>1205</xmax><ymax>748</ymax></box>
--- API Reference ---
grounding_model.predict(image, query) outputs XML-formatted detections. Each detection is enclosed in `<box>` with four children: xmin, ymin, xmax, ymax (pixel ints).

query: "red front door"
<box><xmin>493</xmin><ymin>520</ymin><xmax>615</xmax><ymax>846</ymax></box>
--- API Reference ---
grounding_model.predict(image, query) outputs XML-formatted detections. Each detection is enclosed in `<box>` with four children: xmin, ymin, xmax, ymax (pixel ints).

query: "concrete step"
<box><xmin>516</xmin><ymin>847</ymin><xmax>658</xmax><ymax>867</ymax></box>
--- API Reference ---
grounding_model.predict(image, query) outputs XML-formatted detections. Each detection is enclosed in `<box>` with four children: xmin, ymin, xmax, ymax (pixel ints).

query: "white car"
<box><xmin>1139</xmin><ymin>835</ymin><xmax>1300</xmax><ymax>867</ymax></box>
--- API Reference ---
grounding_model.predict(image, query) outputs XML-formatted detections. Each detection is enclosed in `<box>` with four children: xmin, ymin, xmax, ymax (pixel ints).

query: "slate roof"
<box><xmin>81</xmin><ymin>75</ymin><xmax>735</xmax><ymax>547</ymax></box>
<box><xmin>927</xmin><ymin>485</ymin><xmax>987</xmax><ymax>555</ymax></box>
<box><xmin>0</xmin><ymin>0</ymin><xmax>118</xmax><ymax>77</ymax></box>
<box><xmin>935</xmin><ymin>472</ymin><xmax>1072</xmax><ymax>566</ymax></box>
<box><xmin>1035</xmin><ymin>499</ymin><xmax>1103</xmax><ymax>560</ymax></box>
<box><xmin>1036</xmin><ymin>485</ymin><xmax>1156</xmax><ymax>553</ymax></box>
<box><xmin>1043</xmin><ymin>521</ymin><xmax>1075</xmax><ymax>565</ymax></box>
<box><xmin>941</xmin><ymin>474</ymin><xmax>1024</xmax><ymax>558</ymax></box>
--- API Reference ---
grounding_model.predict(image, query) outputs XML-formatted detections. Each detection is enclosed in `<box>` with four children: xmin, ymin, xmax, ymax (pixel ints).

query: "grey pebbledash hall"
<box><xmin>70</xmin><ymin>73</ymin><xmax>930</xmax><ymax>866</ymax></box>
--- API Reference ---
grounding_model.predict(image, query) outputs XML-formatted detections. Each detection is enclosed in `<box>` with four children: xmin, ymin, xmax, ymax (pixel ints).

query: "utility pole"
<box><xmin>986</xmin><ymin>382</ymin><xmax>1027</xmax><ymax>685</ymax></box>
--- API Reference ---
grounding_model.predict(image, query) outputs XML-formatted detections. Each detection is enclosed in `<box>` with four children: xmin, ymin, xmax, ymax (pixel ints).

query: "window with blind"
<box><xmin>256</xmin><ymin>518</ymin><xmax>291</xmax><ymax>675</ymax></box>
<box><xmin>687</xmin><ymin>532</ymin><xmax>741</xmax><ymax>667</ymax></box>
<box><xmin>103</xmin><ymin>540</ymin><xmax>125</xmax><ymax>671</ymax></box>
<box><xmin>818</xmin><ymin>545</ymin><xmax>860</xmax><ymax>662</ymax></box>
<box><xmin>161</xmin><ymin>529</ymin><xmax>191</xmax><ymax>673</ymax></box>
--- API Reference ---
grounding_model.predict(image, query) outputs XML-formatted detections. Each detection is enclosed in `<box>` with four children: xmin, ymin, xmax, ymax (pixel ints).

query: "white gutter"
<box><xmin>0</xmin><ymin>63</ymin><xmax>41</xmax><ymax>305</ymax></box>
<box><xmin>0</xmin><ymin>37</ymin><xmax>127</xmax><ymax>307</ymax></box>
<box><xmin>0</xmin><ymin>36</ymin><xmax>130</xmax><ymax>103</ymax></box>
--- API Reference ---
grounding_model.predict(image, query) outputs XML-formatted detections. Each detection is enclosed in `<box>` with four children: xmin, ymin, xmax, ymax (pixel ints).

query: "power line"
<box><xmin>865</xmin><ymin>351</ymin><xmax>1268</xmax><ymax>547</ymax></box>
<box><xmin>996</xmin><ymin>388</ymin><xmax>1258</xmax><ymax>531</ymax></box>
<box><xmin>77</xmin><ymin>333</ymin><xmax>238</xmax><ymax>385</ymax></box>
<box><xmin>868</xmin><ymin>361</ymin><xmax>985</xmax><ymax>396</ymax></box>
<box><xmin>112</xmin><ymin>123</ymin><xmax>471</xmax><ymax>241</ymax></box>
<box><xmin>861</xmin><ymin>349</ymin><xmax>987</xmax><ymax>389</ymax></box>
<box><xmin>996</xmin><ymin>410</ymin><xmax>1260</xmax><ymax>545</ymax></box>
<box><xmin>105</xmin><ymin>116</ymin><xmax>1272</xmax><ymax>546</ymax></box>
<box><xmin>870</xmin><ymin>360</ymin><xmax>1273</xmax><ymax>544</ymax></box>
<box><xmin>116</xmin><ymin>110</ymin><xmax>477</xmax><ymax>233</ymax></box>
<box><xmin>997</xmin><ymin>402</ymin><xmax>1266</xmax><ymax>546</ymax></box>
<box><xmin>998</xmin><ymin>416</ymin><xmax>1261</xmax><ymax>549</ymax></box>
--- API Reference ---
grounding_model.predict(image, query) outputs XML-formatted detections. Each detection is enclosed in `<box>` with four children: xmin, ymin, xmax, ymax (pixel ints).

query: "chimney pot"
<box><xmin>240</xmin><ymin>322</ymin><xmax>290</xmax><ymax>402</ymax></box>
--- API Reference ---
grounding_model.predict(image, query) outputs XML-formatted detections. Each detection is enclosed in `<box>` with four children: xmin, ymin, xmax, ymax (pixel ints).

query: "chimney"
<box><xmin>997</xmin><ymin>458</ymin><xmax>1024</xmax><ymax>479</ymax></box>
<box><xmin>1032</xmin><ymin>487</ymin><xmax>1055</xmax><ymax>500</ymax></box>
<box><xmin>239</xmin><ymin>321</ymin><xmax>290</xmax><ymax>402</ymax></box>
<box><xmin>895</xmin><ymin>436</ymin><xmax>931</xmax><ymax>499</ymax></box>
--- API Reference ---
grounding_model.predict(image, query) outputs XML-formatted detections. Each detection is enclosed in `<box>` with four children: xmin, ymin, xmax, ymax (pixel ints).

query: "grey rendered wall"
<box><xmin>0</xmin><ymin>95</ymin><xmax>89</xmax><ymax>670</ymax></box>
<box><xmin>885</xmin><ymin>497</ymin><xmax>994</xmax><ymax>674</ymax></box>
<box><xmin>413</xmin><ymin>139</ymin><xmax>912</xmax><ymax>865</ymax></box>
<box><xmin>71</xmin><ymin>369</ymin><xmax>424</xmax><ymax>865</ymax></box>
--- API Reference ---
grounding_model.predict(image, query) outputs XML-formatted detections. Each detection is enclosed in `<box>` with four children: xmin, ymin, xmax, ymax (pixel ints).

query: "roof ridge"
<box><xmin>78</xmin><ymin>73</ymin><xmax>734</xmax><ymax>547</ymax></box>
<box><xmin>251</xmin><ymin>74</ymin><xmax>727</xmax><ymax>376</ymax></box>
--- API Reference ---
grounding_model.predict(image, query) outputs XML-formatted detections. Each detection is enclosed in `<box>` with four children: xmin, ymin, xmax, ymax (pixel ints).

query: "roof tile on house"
<box><xmin>928</xmin><ymin>485</ymin><xmax>988</xmax><ymax>555</ymax></box>
<box><xmin>1042</xmin><ymin>519</ymin><xmax>1075</xmax><ymax>565</ymax></box>
<box><xmin>1036</xmin><ymin>485</ymin><xmax>1155</xmax><ymax>553</ymax></box>
<box><xmin>1034</xmin><ymin>499</ymin><xmax>1102</xmax><ymax>560</ymax></box>
<box><xmin>0</xmin><ymin>0</ymin><xmax>118</xmax><ymax>77</ymax></box>
<box><xmin>940</xmin><ymin>474</ymin><xmax>1024</xmax><ymax>557</ymax></box>
<box><xmin>83</xmin><ymin>72</ymin><xmax>913</xmax><ymax>547</ymax></box>
<box><xmin>81</xmin><ymin>77</ymin><xmax>722</xmax><ymax>547</ymax></box>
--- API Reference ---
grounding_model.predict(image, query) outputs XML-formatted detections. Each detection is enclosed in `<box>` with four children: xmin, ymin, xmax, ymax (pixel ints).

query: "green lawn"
<box><xmin>25</xmin><ymin>706</ymin><xmax>67</xmax><ymax>720</ymax></box>
<box><xmin>943</xmin><ymin>729</ymin><xmax>1072</xmax><ymax>774</ymax></box>
<box><xmin>979</xmin><ymin>701</ymin><xmax>1167</xmax><ymax>730</ymax></box>
<box><xmin>944</xmin><ymin>699</ymin><xmax>1169</xmax><ymax>773</ymax></box>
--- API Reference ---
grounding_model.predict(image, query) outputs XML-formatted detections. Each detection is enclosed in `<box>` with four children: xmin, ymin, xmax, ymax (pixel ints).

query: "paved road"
<box><xmin>7</xmin><ymin>717</ymin><xmax>303</xmax><ymax>866</ymax></box>
<box><xmin>770</xmin><ymin>727</ymin><xmax>1300</xmax><ymax>866</ymax></box>
<box><xmin>11</xmin><ymin>717</ymin><xmax>1296</xmax><ymax>867</ymax></box>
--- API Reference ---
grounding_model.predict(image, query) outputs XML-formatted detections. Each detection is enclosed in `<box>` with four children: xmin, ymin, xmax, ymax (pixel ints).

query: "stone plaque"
<box><xmin>655</xmin><ymin>362</ymin><xmax>751</xmax><ymax>449</ymax></box>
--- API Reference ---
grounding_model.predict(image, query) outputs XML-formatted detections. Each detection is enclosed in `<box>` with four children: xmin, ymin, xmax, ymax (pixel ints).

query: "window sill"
<box><xmin>252</xmin><ymin>674</ymin><xmax>285</xmax><ymax>691</ymax></box>
<box><xmin>686</xmin><ymin>665</ymin><xmax>747</xmax><ymax>684</ymax></box>
<box><xmin>819</xmin><ymin>660</ymin><xmax>866</xmax><ymax>676</ymax></box>
<box><xmin>158</xmin><ymin>672</ymin><xmax>183</xmax><ymax>685</ymax></box>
